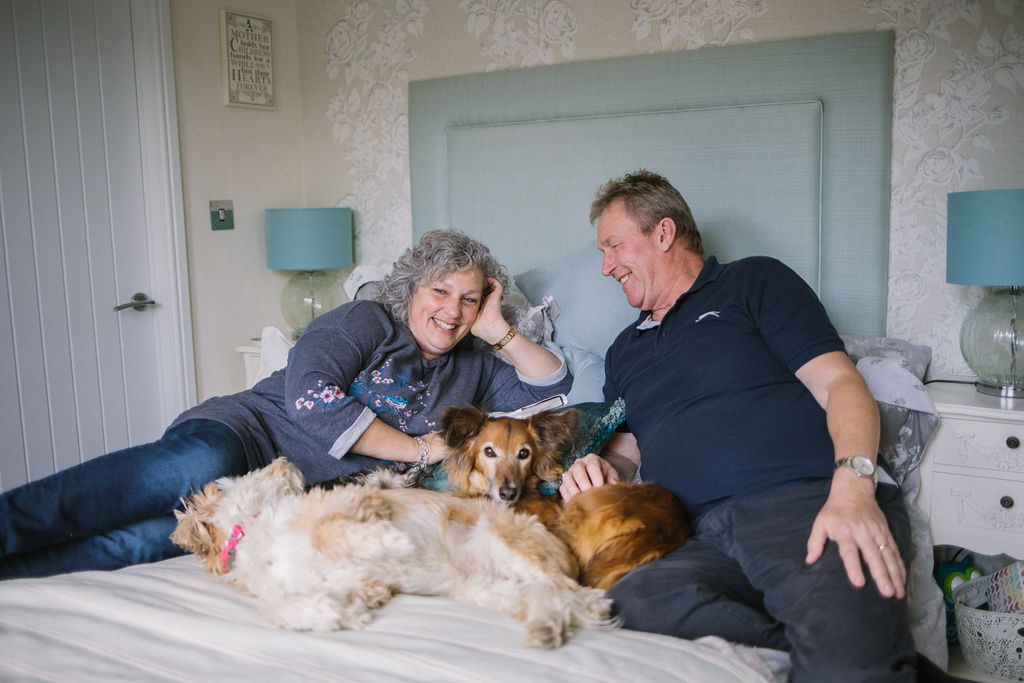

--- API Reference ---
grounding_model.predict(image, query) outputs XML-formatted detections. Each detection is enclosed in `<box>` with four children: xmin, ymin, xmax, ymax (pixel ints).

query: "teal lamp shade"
<box><xmin>265</xmin><ymin>208</ymin><xmax>354</xmax><ymax>337</ymax></box>
<box><xmin>946</xmin><ymin>189</ymin><xmax>1024</xmax><ymax>397</ymax></box>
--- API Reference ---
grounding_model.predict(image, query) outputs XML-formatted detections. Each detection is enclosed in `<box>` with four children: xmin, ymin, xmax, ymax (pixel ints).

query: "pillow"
<box><xmin>504</xmin><ymin>291</ymin><xmax>555</xmax><ymax>346</ymax></box>
<box><xmin>856</xmin><ymin>356</ymin><xmax>939</xmax><ymax>485</ymax></box>
<box><xmin>255</xmin><ymin>326</ymin><xmax>294</xmax><ymax>384</ymax></box>
<box><xmin>515</xmin><ymin>243</ymin><xmax>637</xmax><ymax>359</ymax></box>
<box><xmin>562</xmin><ymin>346</ymin><xmax>606</xmax><ymax>405</ymax></box>
<box><xmin>842</xmin><ymin>334</ymin><xmax>932</xmax><ymax>381</ymax></box>
<box><xmin>419</xmin><ymin>399</ymin><xmax>626</xmax><ymax>494</ymax></box>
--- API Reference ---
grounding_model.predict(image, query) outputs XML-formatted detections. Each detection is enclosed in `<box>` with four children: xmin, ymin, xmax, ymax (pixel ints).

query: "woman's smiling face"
<box><xmin>407</xmin><ymin>267</ymin><xmax>485</xmax><ymax>360</ymax></box>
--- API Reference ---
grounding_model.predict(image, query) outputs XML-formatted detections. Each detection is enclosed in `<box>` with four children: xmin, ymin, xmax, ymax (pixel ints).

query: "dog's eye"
<box><xmin>483</xmin><ymin>446</ymin><xmax>496</xmax><ymax>457</ymax></box>
<box><xmin>517</xmin><ymin>448</ymin><xmax>530</xmax><ymax>460</ymax></box>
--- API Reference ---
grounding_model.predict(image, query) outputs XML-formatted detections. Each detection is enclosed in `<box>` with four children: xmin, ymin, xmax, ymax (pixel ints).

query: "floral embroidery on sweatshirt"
<box><xmin>349</xmin><ymin>358</ymin><xmax>433</xmax><ymax>430</ymax></box>
<box><xmin>295</xmin><ymin>380</ymin><xmax>349</xmax><ymax>411</ymax></box>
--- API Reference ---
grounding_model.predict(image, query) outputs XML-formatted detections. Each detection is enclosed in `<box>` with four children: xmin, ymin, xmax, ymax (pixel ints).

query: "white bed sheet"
<box><xmin>0</xmin><ymin>554</ymin><xmax>787</xmax><ymax>682</ymax></box>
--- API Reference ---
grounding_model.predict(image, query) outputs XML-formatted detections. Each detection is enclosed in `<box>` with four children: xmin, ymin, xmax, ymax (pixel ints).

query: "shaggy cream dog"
<box><xmin>171</xmin><ymin>458</ymin><xmax>613</xmax><ymax>648</ymax></box>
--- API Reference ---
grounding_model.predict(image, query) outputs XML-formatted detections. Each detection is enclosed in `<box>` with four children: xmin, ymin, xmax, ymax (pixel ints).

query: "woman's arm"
<box><xmin>470</xmin><ymin>278</ymin><xmax>563</xmax><ymax>379</ymax></box>
<box><xmin>349</xmin><ymin>417</ymin><xmax>448</xmax><ymax>465</ymax></box>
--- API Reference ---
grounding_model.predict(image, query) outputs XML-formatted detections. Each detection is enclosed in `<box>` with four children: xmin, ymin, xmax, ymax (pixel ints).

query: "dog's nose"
<box><xmin>498</xmin><ymin>484</ymin><xmax>519</xmax><ymax>502</ymax></box>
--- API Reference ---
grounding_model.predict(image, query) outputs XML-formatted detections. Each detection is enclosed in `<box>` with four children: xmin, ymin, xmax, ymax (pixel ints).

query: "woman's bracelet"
<box><xmin>492</xmin><ymin>326</ymin><xmax>517</xmax><ymax>351</ymax></box>
<box><xmin>410</xmin><ymin>435</ymin><xmax>430</xmax><ymax>473</ymax></box>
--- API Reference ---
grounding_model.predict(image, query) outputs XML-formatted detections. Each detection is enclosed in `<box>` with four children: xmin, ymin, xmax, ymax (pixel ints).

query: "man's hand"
<box><xmin>805</xmin><ymin>479</ymin><xmax>906</xmax><ymax>599</ymax></box>
<box><xmin>559</xmin><ymin>453</ymin><xmax>620</xmax><ymax>500</ymax></box>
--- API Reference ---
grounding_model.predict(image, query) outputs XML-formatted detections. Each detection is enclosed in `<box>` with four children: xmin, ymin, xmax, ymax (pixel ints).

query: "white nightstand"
<box><xmin>917</xmin><ymin>382</ymin><xmax>1024</xmax><ymax>682</ymax></box>
<box><xmin>235</xmin><ymin>341</ymin><xmax>261</xmax><ymax>388</ymax></box>
<box><xmin>917</xmin><ymin>382</ymin><xmax>1024</xmax><ymax>557</ymax></box>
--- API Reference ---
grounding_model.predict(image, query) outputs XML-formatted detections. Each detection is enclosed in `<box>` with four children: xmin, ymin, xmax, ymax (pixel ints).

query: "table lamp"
<box><xmin>265</xmin><ymin>207</ymin><xmax>353</xmax><ymax>338</ymax></box>
<box><xmin>946</xmin><ymin>189</ymin><xmax>1024</xmax><ymax>398</ymax></box>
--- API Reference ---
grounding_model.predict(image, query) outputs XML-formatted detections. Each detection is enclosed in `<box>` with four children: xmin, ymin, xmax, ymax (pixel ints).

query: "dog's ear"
<box><xmin>265</xmin><ymin>457</ymin><xmax>305</xmax><ymax>492</ymax></box>
<box><xmin>439</xmin><ymin>405</ymin><xmax>490</xmax><ymax>494</ymax></box>
<box><xmin>441</xmin><ymin>405</ymin><xmax>488</xmax><ymax>447</ymax></box>
<box><xmin>528</xmin><ymin>409</ymin><xmax>580</xmax><ymax>481</ymax></box>
<box><xmin>170</xmin><ymin>484</ymin><xmax>228</xmax><ymax>575</ymax></box>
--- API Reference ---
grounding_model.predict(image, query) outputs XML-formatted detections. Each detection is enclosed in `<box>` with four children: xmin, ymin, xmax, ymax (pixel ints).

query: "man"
<box><xmin>560</xmin><ymin>170</ymin><xmax>917</xmax><ymax>681</ymax></box>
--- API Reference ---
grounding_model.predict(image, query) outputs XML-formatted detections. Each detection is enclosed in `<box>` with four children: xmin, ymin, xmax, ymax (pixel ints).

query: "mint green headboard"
<box><xmin>409</xmin><ymin>31</ymin><xmax>893</xmax><ymax>335</ymax></box>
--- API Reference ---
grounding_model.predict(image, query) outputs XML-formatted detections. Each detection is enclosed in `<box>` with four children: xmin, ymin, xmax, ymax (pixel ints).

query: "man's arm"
<box><xmin>796</xmin><ymin>350</ymin><xmax>907</xmax><ymax>599</ymax></box>
<box><xmin>559</xmin><ymin>431</ymin><xmax>640</xmax><ymax>500</ymax></box>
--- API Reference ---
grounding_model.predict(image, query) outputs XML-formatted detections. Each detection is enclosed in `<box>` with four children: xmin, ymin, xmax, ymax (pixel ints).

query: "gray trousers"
<box><xmin>608</xmin><ymin>479</ymin><xmax>916</xmax><ymax>682</ymax></box>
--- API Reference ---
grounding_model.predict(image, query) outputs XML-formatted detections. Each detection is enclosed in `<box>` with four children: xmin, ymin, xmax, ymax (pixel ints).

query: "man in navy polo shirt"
<box><xmin>559</xmin><ymin>170</ymin><xmax>917</xmax><ymax>682</ymax></box>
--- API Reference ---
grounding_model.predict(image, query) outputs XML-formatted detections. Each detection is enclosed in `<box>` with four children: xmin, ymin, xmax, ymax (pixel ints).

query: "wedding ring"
<box><xmin>878</xmin><ymin>544</ymin><xmax>888</xmax><ymax>552</ymax></box>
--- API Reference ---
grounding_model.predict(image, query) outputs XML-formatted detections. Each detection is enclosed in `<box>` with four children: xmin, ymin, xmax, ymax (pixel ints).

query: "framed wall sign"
<box><xmin>220</xmin><ymin>9</ymin><xmax>275</xmax><ymax>109</ymax></box>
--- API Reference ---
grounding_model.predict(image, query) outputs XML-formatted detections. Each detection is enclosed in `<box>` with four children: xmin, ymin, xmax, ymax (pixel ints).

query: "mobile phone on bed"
<box><xmin>488</xmin><ymin>394</ymin><xmax>567</xmax><ymax>420</ymax></box>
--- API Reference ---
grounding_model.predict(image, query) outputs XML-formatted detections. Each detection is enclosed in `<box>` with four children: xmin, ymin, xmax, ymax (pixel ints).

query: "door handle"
<box><xmin>114</xmin><ymin>292</ymin><xmax>156</xmax><ymax>312</ymax></box>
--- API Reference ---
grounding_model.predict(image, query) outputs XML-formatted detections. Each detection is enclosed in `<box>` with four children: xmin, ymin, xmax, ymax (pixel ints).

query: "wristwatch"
<box><xmin>834</xmin><ymin>455</ymin><xmax>877</xmax><ymax>486</ymax></box>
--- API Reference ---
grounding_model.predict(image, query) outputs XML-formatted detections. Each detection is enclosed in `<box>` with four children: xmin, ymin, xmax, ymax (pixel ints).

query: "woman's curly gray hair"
<box><xmin>376</xmin><ymin>230</ymin><xmax>510</xmax><ymax>323</ymax></box>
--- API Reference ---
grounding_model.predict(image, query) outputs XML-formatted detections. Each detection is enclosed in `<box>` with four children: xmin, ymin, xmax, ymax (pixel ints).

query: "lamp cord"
<box><xmin>1011</xmin><ymin>286</ymin><xmax>1020</xmax><ymax>385</ymax></box>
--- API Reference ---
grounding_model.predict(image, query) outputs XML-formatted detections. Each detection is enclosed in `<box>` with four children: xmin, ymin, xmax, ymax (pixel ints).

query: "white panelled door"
<box><xmin>0</xmin><ymin>0</ymin><xmax>194</xmax><ymax>492</ymax></box>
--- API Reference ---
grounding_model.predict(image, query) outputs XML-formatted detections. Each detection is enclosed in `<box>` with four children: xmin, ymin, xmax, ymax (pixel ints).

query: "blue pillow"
<box><xmin>562</xmin><ymin>346</ymin><xmax>606</xmax><ymax>404</ymax></box>
<box><xmin>515</xmin><ymin>243</ymin><xmax>638</xmax><ymax>359</ymax></box>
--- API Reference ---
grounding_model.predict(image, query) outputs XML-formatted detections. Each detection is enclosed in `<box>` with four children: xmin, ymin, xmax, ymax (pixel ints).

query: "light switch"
<box><xmin>210</xmin><ymin>200</ymin><xmax>234</xmax><ymax>230</ymax></box>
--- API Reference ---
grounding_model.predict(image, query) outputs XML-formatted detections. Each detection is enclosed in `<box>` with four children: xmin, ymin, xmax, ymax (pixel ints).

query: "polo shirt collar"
<box><xmin>633</xmin><ymin>256</ymin><xmax>724</xmax><ymax>331</ymax></box>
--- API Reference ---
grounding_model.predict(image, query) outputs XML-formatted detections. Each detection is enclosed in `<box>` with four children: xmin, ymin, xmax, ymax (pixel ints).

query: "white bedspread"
<box><xmin>0</xmin><ymin>555</ymin><xmax>786</xmax><ymax>682</ymax></box>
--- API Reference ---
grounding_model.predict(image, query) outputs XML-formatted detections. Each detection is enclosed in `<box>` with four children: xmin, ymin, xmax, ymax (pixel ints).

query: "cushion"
<box><xmin>855</xmin><ymin>356</ymin><xmax>939</xmax><ymax>485</ymax></box>
<box><xmin>842</xmin><ymin>334</ymin><xmax>932</xmax><ymax>381</ymax></box>
<box><xmin>562</xmin><ymin>346</ymin><xmax>606</xmax><ymax>405</ymax></box>
<box><xmin>515</xmin><ymin>243</ymin><xmax>637</xmax><ymax>359</ymax></box>
<box><xmin>255</xmin><ymin>326</ymin><xmax>294</xmax><ymax>384</ymax></box>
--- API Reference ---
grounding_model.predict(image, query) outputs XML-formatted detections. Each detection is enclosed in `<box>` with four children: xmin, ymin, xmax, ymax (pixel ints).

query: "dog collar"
<box><xmin>220</xmin><ymin>523</ymin><xmax>247</xmax><ymax>572</ymax></box>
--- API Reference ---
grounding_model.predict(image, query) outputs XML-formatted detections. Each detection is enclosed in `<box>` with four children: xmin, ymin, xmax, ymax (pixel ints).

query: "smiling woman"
<box><xmin>407</xmin><ymin>269</ymin><xmax>485</xmax><ymax>360</ymax></box>
<box><xmin>378</xmin><ymin>230</ymin><xmax>566</xmax><ymax>378</ymax></box>
<box><xmin>0</xmin><ymin>229</ymin><xmax>571</xmax><ymax>580</ymax></box>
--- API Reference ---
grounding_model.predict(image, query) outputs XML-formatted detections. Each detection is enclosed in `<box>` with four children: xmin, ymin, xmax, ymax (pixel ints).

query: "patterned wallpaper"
<box><xmin>297</xmin><ymin>0</ymin><xmax>1024</xmax><ymax>379</ymax></box>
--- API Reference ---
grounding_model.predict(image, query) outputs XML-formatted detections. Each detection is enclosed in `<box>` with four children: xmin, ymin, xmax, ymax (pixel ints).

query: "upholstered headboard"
<box><xmin>409</xmin><ymin>31</ymin><xmax>893</xmax><ymax>336</ymax></box>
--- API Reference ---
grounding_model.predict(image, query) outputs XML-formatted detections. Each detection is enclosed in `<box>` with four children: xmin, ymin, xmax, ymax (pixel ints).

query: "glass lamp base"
<box><xmin>281</xmin><ymin>270</ymin><xmax>347</xmax><ymax>338</ymax></box>
<box><xmin>959</xmin><ymin>287</ymin><xmax>1023</xmax><ymax>399</ymax></box>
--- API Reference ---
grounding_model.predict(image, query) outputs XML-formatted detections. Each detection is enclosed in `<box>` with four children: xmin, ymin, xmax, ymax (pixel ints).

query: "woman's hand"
<box><xmin>470</xmin><ymin>276</ymin><xmax>563</xmax><ymax>378</ymax></box>
<box><xmin>419</xmin><ymin>431</ymin><xmax>451</xmax><ymax>465</ymax></box>
<box><xmin>470</xmin><ymin>277</ymin><xmax>511</xmax><ymax>345</ymax></box>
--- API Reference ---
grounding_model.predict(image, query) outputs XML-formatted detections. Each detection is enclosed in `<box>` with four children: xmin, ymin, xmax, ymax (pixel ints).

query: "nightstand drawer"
<box><xmin>931</xmin><ymin>416</ymin><xmax>1024</xmax><ymax>474</ymax></box>
<box><xmin>927</xmin><ymin>471</ymin><xmax>1024</xmax><ymax>553</ymax></box>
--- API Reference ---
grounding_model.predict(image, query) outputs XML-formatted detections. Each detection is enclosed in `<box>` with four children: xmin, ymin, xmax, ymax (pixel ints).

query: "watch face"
<box><xmin>850</xmin><ymin>456</ymin><xmax>875</xmax><ymax>476</ymax></box>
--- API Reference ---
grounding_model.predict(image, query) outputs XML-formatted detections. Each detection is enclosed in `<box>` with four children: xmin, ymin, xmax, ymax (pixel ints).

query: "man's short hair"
<box><xmin>590</xmin><ymin>170</ymin><xmax>703</xmax><ymax>255</ymax></box>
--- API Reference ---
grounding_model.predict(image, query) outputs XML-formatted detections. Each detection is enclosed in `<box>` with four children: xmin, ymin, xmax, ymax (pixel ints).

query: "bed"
<box><xmin>0</xmin><ymin>30</ymin><xmax>949</xmax><ymax>681</ymax></box>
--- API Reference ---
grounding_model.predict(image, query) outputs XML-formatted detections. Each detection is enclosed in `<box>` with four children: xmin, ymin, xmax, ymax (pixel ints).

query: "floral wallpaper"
<box><xmin>301</xmin><ymin>0</ymin><xmax>1024</xmax><ymax>379</ymax></box>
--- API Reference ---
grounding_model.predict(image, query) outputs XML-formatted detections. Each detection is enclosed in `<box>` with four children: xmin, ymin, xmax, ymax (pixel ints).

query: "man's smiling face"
<box><xmin>596</xmin><ymin>198</ymin><xmax>665</xmax><ymax>313</ymax></box>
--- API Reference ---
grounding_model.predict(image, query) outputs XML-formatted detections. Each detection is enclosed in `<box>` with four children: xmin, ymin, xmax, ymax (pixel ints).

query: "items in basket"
<box><xmin>935</xmin><ymin>552</ymin><xmax>982</xmax><ymax>644</ymax></box>
<box><xmin>989</xmin><ymin>561</ymin><xmax>1024</xmax><ymax>614</ymax></box>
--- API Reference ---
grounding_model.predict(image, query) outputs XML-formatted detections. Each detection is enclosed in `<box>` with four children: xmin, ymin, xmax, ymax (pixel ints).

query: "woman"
<box><xmin>0</xmin><ymin>230</ymin><xmax>570</xmax><ymax>579</ymax></box>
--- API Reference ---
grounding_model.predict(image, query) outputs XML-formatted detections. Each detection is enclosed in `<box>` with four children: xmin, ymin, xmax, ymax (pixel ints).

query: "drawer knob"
<box><xmin>1000</xmin><ymin>496</ymin><xmax>1015</xmax><ymax>509</ymax></box>
<box><xmin>1007</xmin><ymin>436</ymin><xmax>1021</xmax><ymax>449</ymax></box>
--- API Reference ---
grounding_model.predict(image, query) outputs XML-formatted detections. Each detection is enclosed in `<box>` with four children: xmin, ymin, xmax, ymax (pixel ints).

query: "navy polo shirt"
<box><xmin>603</xmin><ymin>256</ymin><xmax>845</xmax><ymax>520</ymax></box>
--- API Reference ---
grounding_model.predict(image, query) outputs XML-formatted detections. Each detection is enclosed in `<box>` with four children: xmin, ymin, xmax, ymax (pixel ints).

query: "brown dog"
<box><xmin>441</xmin><ymin>405</ymin><xmax>690</xmax><ymax>590</ymax></box>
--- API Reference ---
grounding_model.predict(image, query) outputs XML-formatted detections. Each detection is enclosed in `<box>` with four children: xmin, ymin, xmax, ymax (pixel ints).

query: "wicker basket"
<box><xmin>952</xmin><ymin>575</ymin><xmax>1024</xmax><ymax>681</ymax></box>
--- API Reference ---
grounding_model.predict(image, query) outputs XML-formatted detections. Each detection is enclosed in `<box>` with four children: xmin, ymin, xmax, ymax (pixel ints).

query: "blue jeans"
<box><xmin>608</xmin><ymin>479</ymin><xmax>916</xmax><ymax>682</ymax></box>
<box><xmin>0</xmin><ymin>419</ymin><xmax>248</xmax><ymax>579</ymax></box>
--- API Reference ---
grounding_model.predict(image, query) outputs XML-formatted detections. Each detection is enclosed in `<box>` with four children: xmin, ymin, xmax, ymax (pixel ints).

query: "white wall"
<box><xmin>170</xmin><ymin>0</ymin><xmax>306</xmax><ymax>399</ymax></box>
